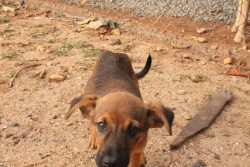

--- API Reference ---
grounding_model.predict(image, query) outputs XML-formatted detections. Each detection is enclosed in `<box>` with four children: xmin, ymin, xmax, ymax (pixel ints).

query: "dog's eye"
<box><xmin>128</xmin><ymin>125</ymin><xmax>140</xmax><ymax>137</ymax></box>
<box><xmin>97</xmin><ymin>122</ymin><xmax>106</xmax><ymax>132</ymax></box>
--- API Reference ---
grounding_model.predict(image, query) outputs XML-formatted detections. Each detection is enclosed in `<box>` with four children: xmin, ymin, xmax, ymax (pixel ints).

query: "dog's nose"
<box><xmin>103</xmin><ymin>157</ymin><xmax>116</xmax><ymax>167</ymax></box>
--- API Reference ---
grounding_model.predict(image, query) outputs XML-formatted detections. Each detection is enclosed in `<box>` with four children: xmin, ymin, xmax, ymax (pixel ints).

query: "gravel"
<box><xmin>58</xmin><ymin>0</ymin><xmax>239</xmax><ymax>22</ymax></box>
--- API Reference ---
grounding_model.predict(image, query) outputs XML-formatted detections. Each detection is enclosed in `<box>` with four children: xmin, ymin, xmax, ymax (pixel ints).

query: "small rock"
<box><xmin>225</xmin><ymin>117</ymin><xmax>235</xmax><ymax>124</ymax></box>
<box><xmin>13</xmin><ymin>138</ymin><xmax>21</xmax><ymax>145</ymax></box>
<box><xmin>111</xmin><ymin>28</ymin><xmax>121</xmax><ymax>35</ymax></box>
<box><xmin>19</xmin><ymin>98</ymin><xmax>24</xmax><ymax>101</ymax></box>
<box><xmin>189</xmin><ymin>36</ymin><xmax>208</xmax><ymax>43</ymax></box>
<box><xmin>200</xmin><ymin>61</ymin><xmax>206</xmax><ymax>65</ymax></box>
<box><xmin>192</xmin><ymin>160</ymin><xmax>206</xmax><ymax>167</ymax></box>
<box><xmin>171</xmin><ymin>41</ymin><xmax>192</xmax><ymax>49</ymax></box>
<box><xmin>89</xmin><ymin>153</ymin><xmax>95</xmax><ymax>158</ymax></box>
<box><xmin>5</xmin><ymin>133</ymin><xmax>14</xmax><ymax>139</ymax></box>
<box><xmin>189</xmin><ymin>75</ymin><xmax>206</xmax><ymax>83</ymax></box>
<box><xmin>3</xmin><ymin>6</ymin><xmax>16</xmax><ymax>12</ymax></box>
<box><xmin>19</xmin><ymin>133</ymin><xmax>27</xmax><ymax>139</ymax></box>
<box><xmin>156</xmin><ymin>47</ymin><xmax>162</xmax><ymax>52</ymax></box>
<box><xmin>49</xmin><ymin>74</ymin><xmax>66</xmax><ymax>82</ymax></box>
<box><xmin>196</xmin><ymin>28</ymin><xmax>207</xmax><ymax>34</ymax></box>
<box><xmin>66</xmin><ymin>122</ymin><xmax>73</xmax><ymax>126</ymax></box>
<box><xmin>2</xmin><ymin>125</ymin><xmax>8</xmax><ymax>130</ymax></box>
<box><xmin>53</xmin><ymin>115</ymin><xmax>58</xmax><ymax>119</ymax></box>
<box><xmin>206</xmin><ymin>133</ymin><xmax>216</xmax><ymax>138</ymax></box>
<box><xmin>223</xmin><ymin>57</ymin><xmax>233</xmax><ymax>65</ymax></box>
<box><xmin>211</xmin><ymin>45</ymin><xmax>218</xmax><ymax>50</ymax></box>
<box><xmin>211</xmin><ymin>55</ymin><xmax>218</xmax><ymax>59</ymax></box>
<box><xmin>214</xmin><ymin>153</ymin><xmax>221</xmax><ymax>160</ymax></box>
<box><xmin>46</xmin><ymin>61</ymin><xmax>60</xmax><ymax>66</ymax></box>
<box><xmin>183</xmin><ymin>112</ymin><xmax>192</xmax><ymax>120</ymax></box>
<box><xmin>59</xmin><ymin>66</ymin><xmax>68</xmax><ymax>73</ymax></box>
<box><xmin>9</xmin><ymin>122</ymin><xmax>19</xmax><ymax>127</ymax></box>
<box><xmin>177</xmin><ymin>90</ymin><xmax>187</xmax><ymax>95</ymax></box>
<box><xmin>19</xmin><ymin>0</ymin><xmax>25</xmax><ymax>6</ymax></box>
<box><xmin>111</xmin><ymin>39</ymin><xmax>122</xmax><ymax>45</ymax></box>
<box><xmin>28</xmin><ymin>114</ymin><xmax>38</xmax><ymax>121</ymax></box>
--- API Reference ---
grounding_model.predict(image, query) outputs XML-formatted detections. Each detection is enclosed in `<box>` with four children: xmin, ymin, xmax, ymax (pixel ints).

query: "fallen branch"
<box><xmin>9</xmin><ymin>63</ymin><xmax>42</xmax><ymax>88</ymax></box>
<box><xmin>170</xmin><ymin>90</ymin><xmax>233</xmax><ymax>150</ymax></box>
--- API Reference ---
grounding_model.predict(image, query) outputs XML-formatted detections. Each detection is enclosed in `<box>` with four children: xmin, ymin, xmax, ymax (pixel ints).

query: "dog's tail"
<box><xmin>136</xmin><ymin>55</ymin><xmax>152</xmax><ymax>79</ymax></box>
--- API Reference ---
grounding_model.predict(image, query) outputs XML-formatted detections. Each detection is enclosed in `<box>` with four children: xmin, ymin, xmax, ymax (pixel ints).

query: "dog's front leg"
<box><xmin>140</xmin><ymin>152</ymin><xmax>147</xmax><ymax>167</ymax></box>
<box><xmin>129</xmin><ymin>152</ymin><xmax>147</xmax><ymax>167</ymax></box>
<box><xmin>89</xmin><ymin>127</ymin><xmax>98</xmax><ymax>149</ymax></box>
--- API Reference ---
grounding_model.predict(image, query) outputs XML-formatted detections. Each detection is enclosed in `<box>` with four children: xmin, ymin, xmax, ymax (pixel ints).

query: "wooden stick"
<box><xmin>9</xmin><ymin>63</ymin><xmax>42</xmax><ymax>88</ymax></box>
<box><xmin>170</xmin><ymin>90</ymin><xmax>233</xmax><ymax>150</ymax></box>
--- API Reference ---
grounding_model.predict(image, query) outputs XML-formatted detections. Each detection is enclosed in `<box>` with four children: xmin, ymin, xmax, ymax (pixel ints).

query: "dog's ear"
<box><xmin>146</xmin><ymin>102</ymin><xmax>174</xmax><ymax>135</ymax></box>
<box><xmin>65</xmin><ymin>94</ymin><xmax>98</xmax><ymax>120</ymax></box>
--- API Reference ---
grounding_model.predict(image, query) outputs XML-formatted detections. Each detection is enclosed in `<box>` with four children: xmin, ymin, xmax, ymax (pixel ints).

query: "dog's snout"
<box><xmin>103</xmin><ymin>156</ymin><xmax>116</xmax><ymax>167</ymax></box>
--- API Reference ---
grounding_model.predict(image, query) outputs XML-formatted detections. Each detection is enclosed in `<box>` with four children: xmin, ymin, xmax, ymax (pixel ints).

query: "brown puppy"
<box><xmin>65</xmin><ymin>50</ymin><xmax>174</xmax><ymax>167</ymax></box>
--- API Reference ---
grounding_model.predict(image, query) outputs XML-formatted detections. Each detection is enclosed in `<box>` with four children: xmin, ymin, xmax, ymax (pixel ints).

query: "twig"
<box><xmin>9</xmin><ymin>63</ymin><xmax>42</xmax><ymax>88</ymax></box>
<box><xmin>64</xmin><ymin>13</ymin><xmax>86</xmax><ymax>20</ymax></box>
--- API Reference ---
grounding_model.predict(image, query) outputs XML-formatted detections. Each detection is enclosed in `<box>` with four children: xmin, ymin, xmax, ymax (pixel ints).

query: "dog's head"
<box><xmin>66</xmin><ymin>92</ymin><xmax>174</xmax><ymax>167</ymax></box>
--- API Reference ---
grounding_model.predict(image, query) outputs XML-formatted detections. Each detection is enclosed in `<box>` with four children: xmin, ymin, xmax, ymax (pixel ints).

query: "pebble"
<box><xmin>53</xmin><ymin>115</ymin><xmax>59</xmax><ymax>119</ymax></box>
<box><xmin>9</xmin><ymin>122</ymin><xmax>19</xmax><ymax>127</ymax></box>
<box><xmin>184</xmin><ymin>113</ymin><xmax>192</xmax><ymax>120</ymax></box>
<box><xmin>196</xmin><ymin>28</ymin><xmax>207</xmax><ymax>34</ymax></box>
<box><xmin>111</xmin><ymin>28</ymin><xmax>121</xmax><ymax>35</ymax></box>
<box><xmin>2</xmin><ymin>125</ymin><xmax>8</xmax><ymax>130</ymax></box>
<box><xmin>214</xmin><ymin>153</ymin><xmax>221</xmax><ymax>160</ymax></box>
<box><xmin>111</xmin><ymin>39</ymin><xmax>122</xmax><ymax>45</ymax></box>
<box><xmin>190</xmin><ymin>75</ymin><xmax>206</xmax><ymax>83</ymax></box>
<box><xmin>211</xmin><ymin>45</ymin><xmax>218</xmax><ymax>50</ymax></box>
<box><xmin>156</xmin><ymin>46</ymin><xmax>163</xmax><ymax>51</ymax></box>
<box><xmin>177</xmin><ymin>90</ymin><xmax>187</xmax><ymax>95</ymax></box>
<box><xmin>5</xmin><ymin>133</ymin><xmax>14</xmax><ymax>139</ymax></box>
<box><xmin>49</xmin><ymin>74</ymin><xmax>66</xmax><ymax>82</ymax></box>
<box><xmin>13</xmin><ymin>138</ymin><xmax>21</xmax><ymax>145</ymax></box>
<box><xmin>189</xmin><ymin>36</ymin><xmax>208</xmax><ymax>43</ymax></box>
<box><xmin>171</xmin><ymin>41</ymin><xmax>192</xmax><ymax>49</ymax></box>
<box><xmin>46</xmin><ymin>61</ymin><xmax>60</xmax><ymax>66</ymax></box>
<box><xmin>192</xmin><ymin>160</ymin><xmax>206</xmax><ymax>167</ymax></box>
<box><xmin>223</xmin><ymin>57</ymin><xmax>233</xmax><ymax>65</ymax></box>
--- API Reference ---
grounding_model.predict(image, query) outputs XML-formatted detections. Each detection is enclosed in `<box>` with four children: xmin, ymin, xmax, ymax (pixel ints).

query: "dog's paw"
<box><xmin>231</xmin><ymin>25</ymin><xmax>238</xmax><ymax>33</ymax></box>
<box><xmin>139</xmin><ymin>153</ymin><xmax>147</xmax><ymax>167</ymax></box>
<box><xmin>234</xmin><ymin>32</ymin><xmax>246</xmax><ymax>44</ymax></box>
<box><xmin>88</xmin><ymin>131</ymin><xmax>98</xmax><ymax>149</ymax></box>
<box><xmin>89</xmin><ymin>138</ymin><xmax>98</xmax><ymax>149</ymax></box>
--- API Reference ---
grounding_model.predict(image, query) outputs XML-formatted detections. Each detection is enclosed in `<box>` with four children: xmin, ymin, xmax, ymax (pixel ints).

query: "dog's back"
<box><xmin>84</xmin><ymin>51</ymin><xmax>151</xmax><ymax>98</ymax></box>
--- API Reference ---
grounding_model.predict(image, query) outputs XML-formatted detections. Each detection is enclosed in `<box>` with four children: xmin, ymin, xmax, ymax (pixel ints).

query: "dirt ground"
<box><xmin>0</xmin><ymin>1</ymin><xmax>250</xmax><ymax>167</ymax></box>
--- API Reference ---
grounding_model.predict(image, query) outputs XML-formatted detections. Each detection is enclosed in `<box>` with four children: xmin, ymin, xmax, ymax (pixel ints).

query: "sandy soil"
<box><xmin>0</xmin><ymin>1</ymin><xmax>250</xmax><ymax>167</ymax></box>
